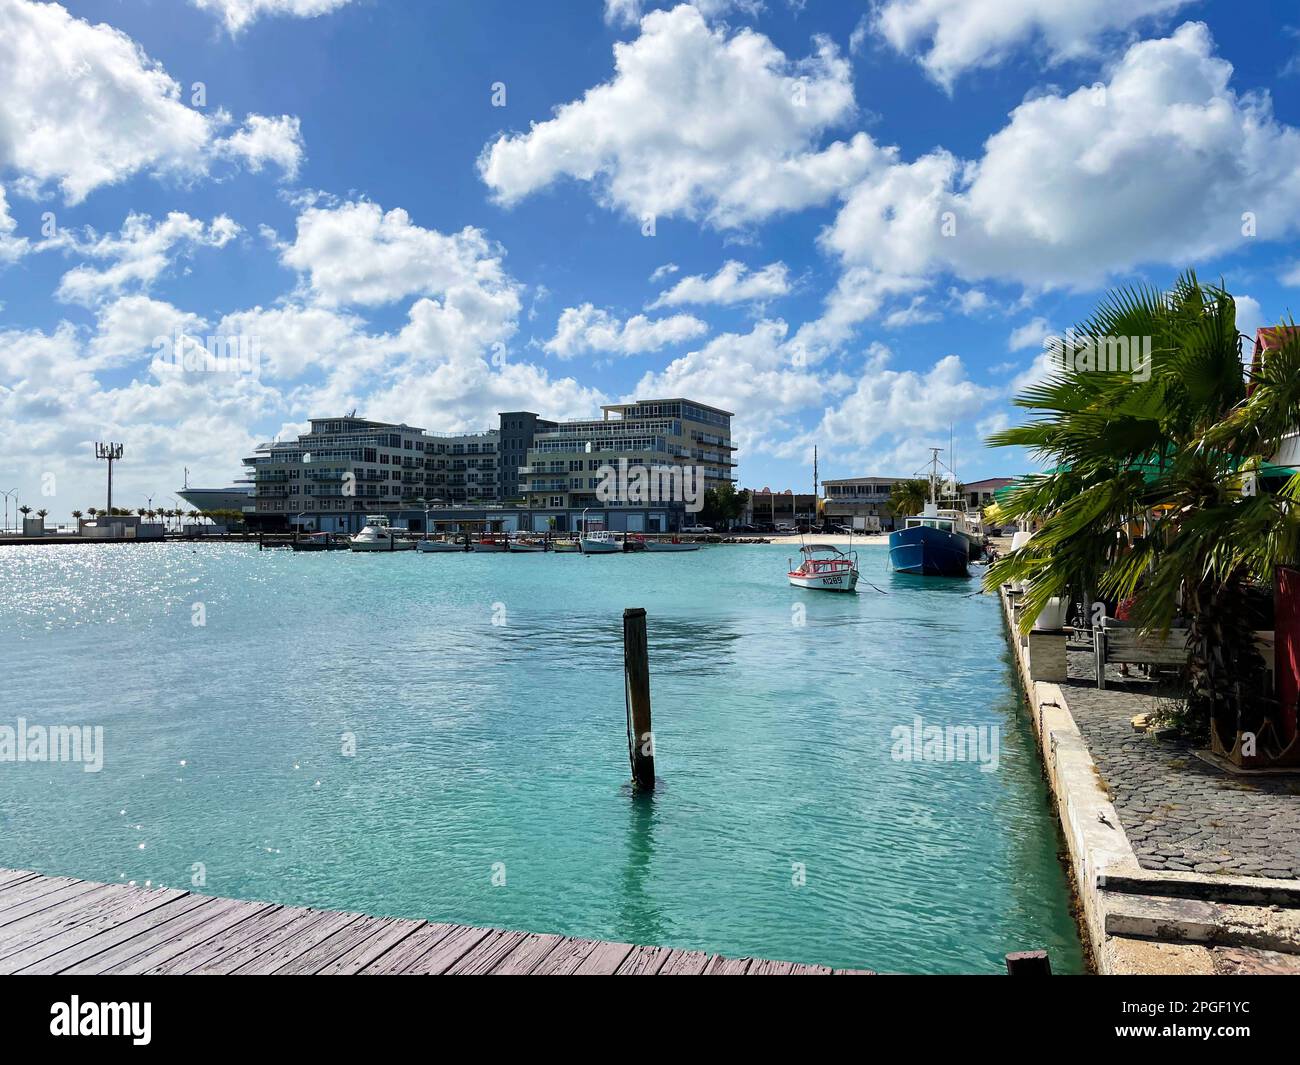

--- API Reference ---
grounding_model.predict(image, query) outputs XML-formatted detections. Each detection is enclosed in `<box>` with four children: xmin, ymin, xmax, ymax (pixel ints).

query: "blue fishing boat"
<box><xmin>888</xmin><ymin>449</ymin><xmax>980</xmax><ymax>576</ymax></box>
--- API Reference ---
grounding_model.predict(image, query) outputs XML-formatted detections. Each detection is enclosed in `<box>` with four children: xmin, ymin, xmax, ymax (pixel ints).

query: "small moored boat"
<box><xmin>416</xmin><ymin>537</ymin><xmax>462</xmax><ymax>553</ymax></box>
<box><xmin>579</xmin><ymin>530</ymin><xmax>621</xmax><ymax>554</ymax></box>
<box><xmin>507</xmin><ymin>536</ymin><xmax>547</xmax><ymax>553</ymax></box>
<box><xmin>551</xmin><ymin>538</ymin><xmax>580</xmax><ymax>553</ymax></box>
<box><xmin>350</xmin><ymin>516</ymin><xmax>416</xmax><ymax>552</ymax></box>
<box><xmin>471</xmin><ymin>535</ymin><xmax>508</xmax><ymax>553</ymax></box>
<box><xmin>787</xmin><ymin>544</ymin><xmax>859</xmax><ymax>592</ymax></box>
<box><xmin>642</xmin><ymin>536</ymin><xmax>700</xmax><ymax>552</ymax></box>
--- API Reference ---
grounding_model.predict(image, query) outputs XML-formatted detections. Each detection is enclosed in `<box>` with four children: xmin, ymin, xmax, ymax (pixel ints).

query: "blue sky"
<box><xmin>2</xmin><ymin>0</ymin><xmax>1300</xmax><ymax>516</ymax></box>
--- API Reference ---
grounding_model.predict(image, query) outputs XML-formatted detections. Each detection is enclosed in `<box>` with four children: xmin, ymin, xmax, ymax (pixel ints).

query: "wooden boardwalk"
<box><xmin>0</xmin><ymin>868</ymin><xmax>870</xmax><ymax>975</ymax></box>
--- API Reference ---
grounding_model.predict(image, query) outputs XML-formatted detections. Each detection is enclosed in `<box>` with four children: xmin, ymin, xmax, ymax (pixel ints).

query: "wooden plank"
<box><xmin>0</xmin><ymin>876</ymin><xmax>86</xmax><ymax>919</ymax></box>
<box><xmin>0</xmin><ymin>884</ymin><xmax>122</xmax><ymax>960</ymax></box>
<box><xmin>358</xmin><ymin>922</ymin><xmax>460</xmax><ymax>974</ymax></box>
<box><xmin>747</xmin><ymin>958</ymin><xmax>801</xmax><ymax>975</ymax></box>
<box><xmin>225</xmin><ymin>909</ymin><xmax>361</xmax><ymax>975</ymax></box>
<box><xmin>0</xmin><ymin>885</ymin><xmax>187</xmax><ymax>974</ymax></box>
<box><xmin>704</xmin><ymin>955</ymin><xmax>753</xmax><ymax>975</ymax></box>
<box><xmin>273</xmin><ymin>914</ymin><xmax>402</xmax><ymax>976</ymax></box>
<box><xmin>86</xmin><ymin>898</ymin><xmax>275</xmax><ymax>975</ymax></box>
<box><xmin>0</xmin><ymin>870</ymin><xmax>39</xmax><ymax>890</ymax></box>
<box><xmin>444</xmin><ymin>929</ymin><xmax>529</xmax><ymax>976</ymax></box>
<box><xmin>832</xmin><ymin>967</ymin><xmax>876</xmax><ymax>975</ymax></box>
<box><xmin>400</xmin><ymin>924</ymin><xmax>493</xmax><ymax>975</ymax></box>
<box><xmin>614</xmin><ymin>944</ymin><xmax>672</xmax><ymax>975</ymax></box>
<box><xmin>572</xmin><ymin>939</ymin><xmax>634</xmax><ymax>975</ymax></box>
<box><xmin>182</xmin><ymin>907</ymin><xmax>326</xmax><ymax>975</ymax></box>
<box><xmin>17</xmin><ymin>893</ymin><xmax>209</xmax><ymax>974</ymax></box>
<box><xmin>530</xmin><ymin>936</ymin><xmax>601</xmax><ymax>976</ymax></box>
<box><xmin>143</xmin><ymin>905</ymin><xmax>295</xmax><ymax>974</ymax></box>
<box><xmin>485</xmin><ymin>932</ymin><xmax>564</xmax><ymax>975</ymax></box>
<box><xmin>656</xmin><ymin>949</ymin><xmax>714</xmax><ymax>975</ymax></box>
<box><xmin>314</xmin><ymin>918</ymin><xmax>426</xmax><ymax>976</ymax></box>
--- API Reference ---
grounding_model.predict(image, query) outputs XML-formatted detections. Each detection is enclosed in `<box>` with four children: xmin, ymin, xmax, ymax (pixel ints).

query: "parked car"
<box><xmin>681</xmin><ymin>524</ymin><xmax>714</xmax><ymax>534</ymax></box>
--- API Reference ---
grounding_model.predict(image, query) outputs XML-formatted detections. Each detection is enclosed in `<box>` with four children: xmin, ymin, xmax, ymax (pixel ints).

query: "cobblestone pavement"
<box><xmin>1063</xmin><ymin>647</ymin><xmax>1300</xmax><ymax>880</ymax></box>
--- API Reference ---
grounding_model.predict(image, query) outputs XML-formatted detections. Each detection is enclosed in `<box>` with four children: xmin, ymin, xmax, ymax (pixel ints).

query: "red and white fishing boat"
<box><xmin>787</xmin><ymin>544</ymin><xmax>859</xmax><ymax>592</ymax></box>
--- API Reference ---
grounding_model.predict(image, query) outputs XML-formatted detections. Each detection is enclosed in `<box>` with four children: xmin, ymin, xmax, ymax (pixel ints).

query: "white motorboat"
<box><xmin>416</xmin><ymin>537</ymin><xmax>462</xmax><ymax>553</ymax></box>
<box><xmin>579</xmin><ymin>530</ymin><xmax>621</xmax><ymax>554</ymax></box>
<box><xmin>642</xmin><ymin>536</ymin><xmax>700</xmax><ymax>552</ymax></box>
<box><xmin>787</xmin><ymin>544</ymin><xmax>859</xmax><ymax>592</ymax></box>
<box><xmin>350</xmin><ymin>516</ymin><xmax>416</xmax><ymax>552</ymax></box>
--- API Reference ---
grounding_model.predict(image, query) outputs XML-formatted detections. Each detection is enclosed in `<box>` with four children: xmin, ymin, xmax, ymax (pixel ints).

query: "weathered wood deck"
<box><xmin>0</xmin><ymin>868</ymin><xmax>870</xmax><ymax>975</ymax></box>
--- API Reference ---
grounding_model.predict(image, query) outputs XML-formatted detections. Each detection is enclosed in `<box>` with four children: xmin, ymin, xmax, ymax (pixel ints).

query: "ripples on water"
<box><xmin>0</xmin><ymin>542</ymin><xmax>1083</xmax><ymax>972</ymax></box>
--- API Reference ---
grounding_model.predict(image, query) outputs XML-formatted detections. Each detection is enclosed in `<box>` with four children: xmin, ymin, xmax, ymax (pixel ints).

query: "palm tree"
<box><xmin>87</xmin><ymin>507</ymin><xmax>98</xmax><ymax>519</ymax></box>
<box><xmin>985</xmin><ymin>271</ymin><xmax>1300</xmax><ymax>757</ymax></box>
<box><xmin>887</xmin><ymin>479</ymin><xmax>931</xmax><ymax>518</ymax></box>
<box><xmin>71</xmin><ymin>510</ymin><xmax>83</xmax><ymax>522</ymax></box>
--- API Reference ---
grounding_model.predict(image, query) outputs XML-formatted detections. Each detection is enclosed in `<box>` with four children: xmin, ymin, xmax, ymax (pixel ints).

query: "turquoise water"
<box><xmin>0</xmin><ymin>543</ymin><xmax>1083</xmax><ymax>973</ymax></box>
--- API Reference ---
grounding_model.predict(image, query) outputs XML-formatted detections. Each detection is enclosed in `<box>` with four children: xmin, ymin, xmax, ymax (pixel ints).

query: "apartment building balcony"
<box><xmin>523</xmin><ymin>480</ymin><xmax>569</xmax><ymax>493</ymax></box>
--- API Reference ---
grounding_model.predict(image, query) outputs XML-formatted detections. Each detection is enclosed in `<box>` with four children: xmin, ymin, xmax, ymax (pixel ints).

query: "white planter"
<box><xmin>1032</xmin><ymin>596</ymin><xmax>1069</xmax><ymax>632</ymax></box>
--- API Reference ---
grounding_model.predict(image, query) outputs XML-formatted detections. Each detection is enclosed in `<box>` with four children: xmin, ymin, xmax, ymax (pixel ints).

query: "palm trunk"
<box><xmin>1185</xmin><ymin>571</ymin><xmax>1269</xmax><ymax>749</ymax></box>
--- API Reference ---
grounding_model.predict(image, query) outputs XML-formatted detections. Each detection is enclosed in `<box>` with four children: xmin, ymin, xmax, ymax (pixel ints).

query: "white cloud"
<box><xmin>804</xmin><ymin>349</ymin><xmax>998</xmax><ymax>454</ymax></box>
<box><xmin>882</xmin><ymin>296</ymin><xmax>938</xmax><ymax>329</ymax></box>
<box><xmin>213</xmin><ymin>115</ymin><xmax>305</xmax><ymax>178</ymax></box>
<box><xmin>650</xmin><ymin>260</ymin><xmax>789</xmax><ymax>307</ymax></box>
<box><xmin>191</xmin><ymin>0</ymin><xmax>354</xmax><ymax>34</ymax></box>
<box><xmin>544</xmin><ymin>303</ymin><xmax>708</xmax><ymax>358</ymax></box>
<box><xmin>1281</xmin><ymin>262</ymin><xmax>1300</xmax><ymax>287</ymax></box>
<box><xmin>948</xmin><ymin>286</ymin><xmax>991</xmax><ymax>315</ymax></box>
<box><xmin>88</xmin><ymin>295</ymin><xmax>209</xmax><ymax>369</ymax></box>
<box><xmin>605</xmin><ymin>1</ymin><xmax>763</xmax><ymax>29</ymax></box>
<box><xmin>56</xmin><ymin>212</ymin><xmax>240</xmax><ymax>306</ymax></box>
<box><xmin>280</xmin><ymin>200</ymin><xmax>520</xmax><ymax>321</ymax></box>
<box><xmin>479</xmin><ymin>5</ymin><xmax>877</xmax><ymax>228</ymax></box>
<box><xmin>824</xmin><ymin>24</ymin><xmax>1300</xmax><ymax>291</ymax></box>
<box><xmin>874</xmin><ymin>0</ymin><xmax>1194</xmax><ymax>87</ymax></box>
<box><xmin>0</xmin><ymin>0</ymin><xmax>304</xmax><ymax>204</ymax></box>
<box><xmin>1008</xmin><ymin>316</ymin><xmax>1053</xmax><ymax>351</ymax></box>
<box><xmin>632</xmin><ymin>319</ymin><xmax>842</xmax><ymax>453</ymax></box>
<box><xmin>0</xmin><ymin>184</ymin><xmax>29</xmax><ymax>264</ymax></box>
<box><xmin>649</xmin><ymin>262</ymin><xmax>679</xmax><ymax>283</ymax></box>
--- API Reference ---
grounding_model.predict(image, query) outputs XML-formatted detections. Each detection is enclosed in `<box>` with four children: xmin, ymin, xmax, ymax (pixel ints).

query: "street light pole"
<box><xmin>1</xmin><ymin>489</ymin><xmax>16</xmax><ymax>534</ymax></box>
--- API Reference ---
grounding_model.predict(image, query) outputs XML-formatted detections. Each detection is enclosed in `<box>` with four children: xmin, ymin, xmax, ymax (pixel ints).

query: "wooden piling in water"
<box><xmin>623</xmin><ymin>607</ymin><xmax>656</xmax><ymax>792</ymax></box>
<box><xmin>1005</xmin><ymin>950</ymin><xmax>1051</xmax><ymax>975</ymax></box>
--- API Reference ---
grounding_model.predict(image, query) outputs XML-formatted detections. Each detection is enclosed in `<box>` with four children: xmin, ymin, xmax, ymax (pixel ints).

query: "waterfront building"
<box><xmin>820</xmin><ymin>477</ymin><xmax>903</xmax><ymax>531</ymax></box>
<box><xmin>517</xmin><ymin>398</ymin><xmax>735</xmax><ymax>533</ymax></box>
<box><xmin>961</xmin><ymin>477</ymin><xmax>1015</xmax><ymax>512</ymax></box>
<box><xmin>242</xmin><ymin>416</ymin><xmax>500</xmax><ymax>532</ymax></box>
<box><xmin>745</xmin><ymin>488</ymin><xmax>819</xmax><ymax>528</ymax></box>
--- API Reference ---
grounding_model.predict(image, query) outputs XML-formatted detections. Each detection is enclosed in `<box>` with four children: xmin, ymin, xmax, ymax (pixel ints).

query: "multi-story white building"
<box><xmin>243</xmin><ymin>417</ymin><xmax>499</xmax><ymax>531</ymax></box>
<box><xmin>518</xmin><ymin>398</ymin><xmax>735</xmax><ymax>533</ymax></box>
<box><xmin>821</xmin><ymin>476</ymin><xmax>904</xmax><ymax>531</ymax></box>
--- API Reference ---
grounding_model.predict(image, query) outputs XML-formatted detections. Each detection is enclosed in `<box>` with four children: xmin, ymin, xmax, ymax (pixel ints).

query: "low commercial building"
<box><xmin>962</xmin><ymin>477</ymin><xmax>1015</xmax><ymax>511</ymax></box>
<box><xmin>821</xmin><ymin>477</ymin><xmax>904</xmax><ymax>531</ymax></box>
<box><xmin>745</xmin><ymin>489</ymin><xmax>819</xmax><ymax>528</ymax></box>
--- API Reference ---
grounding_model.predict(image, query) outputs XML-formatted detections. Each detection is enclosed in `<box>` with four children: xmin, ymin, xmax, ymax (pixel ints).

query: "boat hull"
<box><xmin>888</xmin><ymin>525</ymin><xmax>969</xmax><ymax>576</ymax></box>
<box><xmin>787</xmin><ymin>570</ymin><xmax>858</xmax><ymax>592</ymax></box>
<box><xmin>471</xmin><ymin>542</ymin><xmax>508</xmax><ymax>553</ymax></box>
<box><xmin>507</xmin><ymin>543</ymin><xmax>546</xmax><ymax>553</ymax></box>
<box><xmin>579</xmin><ymin>539</ymin><xmax>621</xmax><ymax>554</ymax></box>
<box><xmin>350</xmin><ymin>539</ymin><xmax>416</xmax><ymax>552</ymax></box>
<box><xmin>416</xmin><ymin>540</ymin><xmax>462</xmax><ymax>553</ymax></box>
